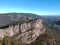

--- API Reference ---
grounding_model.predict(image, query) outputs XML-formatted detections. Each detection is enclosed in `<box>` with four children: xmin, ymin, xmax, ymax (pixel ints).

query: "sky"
<box><xmin>0</xmin><ymin>0</ymin><xmax>60</xmax><ymax>15</ymax></box>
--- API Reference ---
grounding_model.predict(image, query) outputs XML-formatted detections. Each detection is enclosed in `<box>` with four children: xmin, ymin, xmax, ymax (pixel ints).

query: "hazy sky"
<box><xmin>0</xmin><ymin>0</ymin><xmax>60</xmax><ymax>15</ymax></box>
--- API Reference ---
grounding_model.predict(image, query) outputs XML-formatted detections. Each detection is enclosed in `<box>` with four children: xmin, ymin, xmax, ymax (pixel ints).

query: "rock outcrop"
<box><xmin>0</xmin><ymin>19</ymin><xmax>45</xmax><ymax>44</ymax></box>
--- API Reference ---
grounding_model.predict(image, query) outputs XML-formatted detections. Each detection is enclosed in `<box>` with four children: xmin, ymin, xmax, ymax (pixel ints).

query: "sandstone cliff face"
<box><xmin>0</xmin><ymin>19</ymin><xmax>45</xmax><ymax>44</ymax></box>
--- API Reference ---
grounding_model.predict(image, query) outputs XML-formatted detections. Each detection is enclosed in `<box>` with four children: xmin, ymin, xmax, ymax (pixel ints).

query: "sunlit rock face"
<box><xmin>13</xmin><ymin>24</ymin><xmax>19</xmax><ymax>34</ymax></box>
<box><xmin>20</xmin><ymin>23</ymin><xmax>28</xmax><ymax>33</ymax></box>
<box><xmin>0</xmin><ymin>29</ymin><xmax>5</xmax><ymax>39</ymax></box>
<box><xmin>0</xmin><ymin>19</ymin><xmax>45</xmax><ymax>44</ymax></box>
<box><xmin>19</xmin><ymin>19</ymin><xmax>45</xmax><ymax>44</ymax></box>
<box><xmin>0</xmin><ymin>26</ymin><xmax>14</xmax><ymax>38</ymax></box>
<box><xmin>5</xmin><ymin>26</ymin><xmax>14</xmax><ymax>37</ymax></box>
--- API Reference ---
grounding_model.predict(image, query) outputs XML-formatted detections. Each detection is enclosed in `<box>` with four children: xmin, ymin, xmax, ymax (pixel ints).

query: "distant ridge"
<box><xmin>0</xmin><ymin>13</ymin><xmax>41</xmax><ymax>27</ymax></box>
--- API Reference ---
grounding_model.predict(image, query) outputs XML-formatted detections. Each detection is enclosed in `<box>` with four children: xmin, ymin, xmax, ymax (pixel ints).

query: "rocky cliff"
<box><xmin>0</xmin><ymin>18</ymin><xmax>45</xmax><ymax>44</ymax></box>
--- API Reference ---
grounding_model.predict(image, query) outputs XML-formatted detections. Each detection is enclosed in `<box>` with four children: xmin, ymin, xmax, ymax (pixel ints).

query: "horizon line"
<box><xmin>0</xmin><ymin>12</ymin><xmax>60</xmax><ymax>16</ymax></box>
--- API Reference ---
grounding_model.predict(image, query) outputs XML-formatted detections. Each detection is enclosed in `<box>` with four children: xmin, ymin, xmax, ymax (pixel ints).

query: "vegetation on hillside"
<box><xmin>0</xmin><ymin>36</ymin><xmax>19</xmax><ymax>45</ymax></box>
